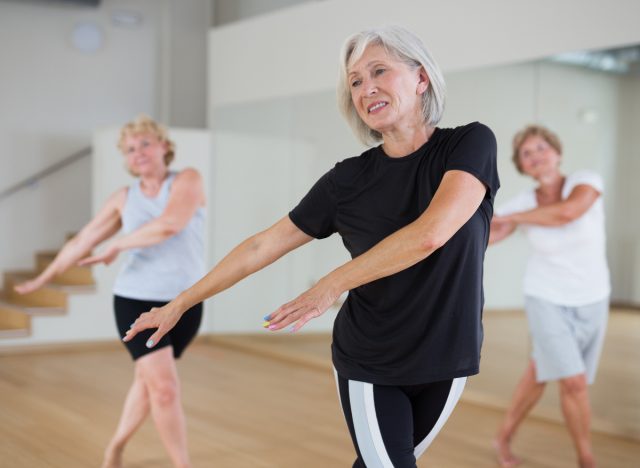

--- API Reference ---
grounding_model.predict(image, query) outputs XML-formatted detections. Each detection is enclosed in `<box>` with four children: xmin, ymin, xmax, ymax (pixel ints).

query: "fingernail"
<box><xmin>129</xmin><ymin>323</ymin><xmax>135</xmax><ymax>328</ymax></box>
<box><xmin>263</xmin><ymin>315</ymin><xmax>271</xmax><ymax>321</ymax></box>
<box><xmin>146</xmin><ymin>339</ymin><xmax>154</xmax><ymax>348</ymax></box>
<box><xmin>268</xmin><ymin>325</ymin><xmax>277</xmax><ymax>330</ymax></box>
<box><xmin>262</xmin><ymin>321</ymin><xmax>270</xmax><ymax>327</ymax></box>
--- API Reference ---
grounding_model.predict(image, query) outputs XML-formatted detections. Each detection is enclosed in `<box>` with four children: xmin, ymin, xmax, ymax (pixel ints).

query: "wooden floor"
<box><xmin>1</xmin><ymin>311</ymin><xmax>639</xmax><ymax>467</ymax></box>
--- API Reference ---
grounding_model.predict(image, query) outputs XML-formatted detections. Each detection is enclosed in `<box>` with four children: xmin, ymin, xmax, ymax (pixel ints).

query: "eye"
<box><xmin>351</xmin><ymin>79</ymin><xmax>362</xmax><ymax>88</ymax></box>
<box><xmin>374</xmin><ymin>68</ymin><xmax>385</xmax><ymax>76</ymax></box>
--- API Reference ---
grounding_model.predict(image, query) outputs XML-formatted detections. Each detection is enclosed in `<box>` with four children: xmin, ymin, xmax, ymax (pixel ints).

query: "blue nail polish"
<box><xmin>146</xmin><ymin>339</ymin><xmax>154</xmax><ymax>348</ymax></box>
<box><xmin>263</xmin><ymin>314</ymin><xmax>270</xmax><ymax>321</ymax></box>
<box><xmin>129</xmin><ymin>323</ymin><xmax>135</xmax><ymax>329</ymax></box>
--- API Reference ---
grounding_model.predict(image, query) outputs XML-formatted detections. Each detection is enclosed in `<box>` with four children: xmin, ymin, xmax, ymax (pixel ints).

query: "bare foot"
<box><xmin>493</xmin><ymin>438</ymin><xmax>522</xmax><ymax>468</ymax></box>
<box><xmin>101</xmin><ymin>445</ymin><xmax>123</xmax><ymax>468</ymax></box>
<box><xmin>578</xmin><ymin>454</ymin><xmax>596</xmax><ymax>468</ymax></box>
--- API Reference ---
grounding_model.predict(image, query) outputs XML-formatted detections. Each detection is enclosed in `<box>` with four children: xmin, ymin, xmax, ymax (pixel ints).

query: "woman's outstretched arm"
<box><xmin>79</xmin><ymin>168</ymin><xmax>205</xmax><ymax>267</ymax></box>
<box><xmin>124</xmin><ymin>216</ymin><xmax>313</xmax><ymax>346</ymax></box>
<box><xmin>498</xmin><ymin>184</ymin><xmax>600</xmax><ymax>227</ymax></box>
<box><xmin>266</xmin><ymin>169</ymin><xmax>487</xmax><ymax>332</ymax></box>
<box><xmin>14</xmin><ymin>188</ymin><xmax>126</xmax><ymax>294</ymax></box>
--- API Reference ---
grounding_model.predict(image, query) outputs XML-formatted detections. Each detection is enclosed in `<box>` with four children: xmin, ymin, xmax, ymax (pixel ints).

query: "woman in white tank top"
<box><xmin>15</xmin><ymin>115</ymin><xmax>206</xmax><ymax>468</ymax></box>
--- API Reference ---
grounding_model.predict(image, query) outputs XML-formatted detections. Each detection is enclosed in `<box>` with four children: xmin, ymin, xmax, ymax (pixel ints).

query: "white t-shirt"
<box><xmin>496</xmin><ymin>170</ymin><xmax>610</xmax><ymax>306</ymax></box>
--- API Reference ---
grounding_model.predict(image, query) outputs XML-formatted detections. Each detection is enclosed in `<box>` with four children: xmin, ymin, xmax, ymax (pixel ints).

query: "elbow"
<box><xmin>418</xmin><ymin>234</ymin><xmax>446</xmax><ymax>254</ymax></box>
<box><xmin>162</xmin><ymin>226</ymin><xmax>180</xmax><ymax>238</ymax></box>
<box><xmin>159</xmin><ymin>220</ymin><xmax>182</xmax><ymax>238</ymax></box>
<box><xmin>556</xmin><ymin>206</ymin><xmax>580</xmax><ymax>225</ymax></box>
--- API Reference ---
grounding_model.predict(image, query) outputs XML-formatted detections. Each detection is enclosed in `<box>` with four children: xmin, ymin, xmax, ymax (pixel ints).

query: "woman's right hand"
<box><xmin>489</xmin><ymin>215</ymin><xmax>517</xmax><ymax>245</ymax></box>
<box><xmin>14</xmin><ymin>277</ymin><xmax>46</xmax><ymax>295</ymax></box>
<box><xmin>123</xmin><ymin>302</ymin><xmax>184</xmax><ymax>348</ymax></box>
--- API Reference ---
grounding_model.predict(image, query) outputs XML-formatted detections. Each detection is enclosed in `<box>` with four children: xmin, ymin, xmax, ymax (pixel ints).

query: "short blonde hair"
<box><xmin>117</xmin><ymin>114</ymin><xmax>175</xmax><ymax>166</ymax></box>
<box><xmin>337</xmin><ymin>25</ymin><xmax>446</xmax><ymax>146</ymax></box>
<box><xmin>512</xmin><ymin>125</ymin><xmax>562</xmax><ymax>174</ymax></box>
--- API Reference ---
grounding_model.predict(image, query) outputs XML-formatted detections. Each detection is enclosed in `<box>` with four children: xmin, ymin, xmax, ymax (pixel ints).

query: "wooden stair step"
<box><xmin>0</xmin><ymin>296</ymin><xmax>65</xmax><ymax>317</ymax></box>
<box><xmin>0</xmin><ymin>293</ymin><xmax>31</xmax><ymax>335</ymax></box>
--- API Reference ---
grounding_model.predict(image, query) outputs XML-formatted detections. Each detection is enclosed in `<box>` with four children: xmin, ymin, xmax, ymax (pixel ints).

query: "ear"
<box><xmin>416</xmin><ymin>67</ymin><xmax>430</xmax><ymax>95</ymax></box>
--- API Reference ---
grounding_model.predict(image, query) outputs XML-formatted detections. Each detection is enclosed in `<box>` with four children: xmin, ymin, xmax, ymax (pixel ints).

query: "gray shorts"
<box><xmin>524</xmin><ymin>295</ymin><xmax>609</xmax><ymax>384</ymax></box>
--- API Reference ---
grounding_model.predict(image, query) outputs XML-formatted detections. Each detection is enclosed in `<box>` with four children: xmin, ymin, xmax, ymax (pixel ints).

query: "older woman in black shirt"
<box><xmin>126</xmin><ymin>26</ymin><xmax>499</xmax><ymax>467</ymax></box>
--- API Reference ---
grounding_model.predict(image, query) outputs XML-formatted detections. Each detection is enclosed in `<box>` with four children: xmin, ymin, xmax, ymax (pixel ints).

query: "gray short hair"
<box><xmin>337</xmin><ymin>25</ymin><xmax>446</xmax><ymax>146</ymax></box>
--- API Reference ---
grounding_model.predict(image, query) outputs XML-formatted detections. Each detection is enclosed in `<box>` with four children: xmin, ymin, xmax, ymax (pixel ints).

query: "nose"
<box><xmin>363</xmin><ymin>78</ymin><xmax>377</xmax><ymax>96</ymax></box>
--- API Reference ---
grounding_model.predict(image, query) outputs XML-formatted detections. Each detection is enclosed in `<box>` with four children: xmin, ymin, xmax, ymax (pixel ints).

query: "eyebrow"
<box><xmin>348</xmin><ymin>60</ymin><xmax>387</xmax><ymax>78</ymax></box>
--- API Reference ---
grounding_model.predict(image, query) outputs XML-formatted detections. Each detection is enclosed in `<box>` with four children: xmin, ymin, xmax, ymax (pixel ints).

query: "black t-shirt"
<box><xmin>289</xmin><ymin>122</ymin><xmax>499</xmax><ymax>385</ymax></box>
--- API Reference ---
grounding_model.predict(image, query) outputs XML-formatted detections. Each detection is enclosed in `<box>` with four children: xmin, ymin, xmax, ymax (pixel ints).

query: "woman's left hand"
<box><xmin>77</xmin><ymin>244</ymin><xmax>121</xmax><ymax>266</ymax></box>
<box><xmin>264</xmin><ymin>278</ymin><xmax>342</xmax><ymax>333</ymax></box>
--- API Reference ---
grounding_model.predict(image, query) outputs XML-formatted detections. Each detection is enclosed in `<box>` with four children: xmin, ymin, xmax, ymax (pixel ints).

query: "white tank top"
<box><xmin>113</xmin><ymin>172</ymin><xmax>205</xmax><ymax>301</ymax></box>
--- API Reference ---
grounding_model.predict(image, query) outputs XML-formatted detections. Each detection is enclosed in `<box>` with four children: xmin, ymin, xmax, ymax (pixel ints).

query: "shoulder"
<box><xmin>174</xmin><ymin>167</ymin><xmax>202</xmax><ymax>183</ymax></box>
<box><xmin>567</xmin><ymin>169</ymin><xmax>604</xmax><ymax>193</ymax></box>
<box><xmin>439</xmin><ymin>121</ymin><xmax>496</xmax><ymax>143</ymax></box>
<box><xmin>111</xmin><ymin>186</ymin><xmax>129</xmax><ymax>203</ymax></box>
<box><xmin>434</xmin><ymin>122</ymin><xmax>497</xmax><ymax>157</ymax></box>
<box><xmin>104</xmin><ymin>186</ymin><xmax>128</xmax><ymax>212</ymax></box>
<box><xmin>332</xmin><ymin>147</ymin><xmax>377</xmax><ymax>182</ymax></box>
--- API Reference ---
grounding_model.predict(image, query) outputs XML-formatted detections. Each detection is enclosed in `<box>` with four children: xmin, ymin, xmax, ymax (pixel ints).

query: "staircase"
<box><xmin>0</xmin><ymin>250</ymin><xmax>95</xmax><ymax>339</ymax></box>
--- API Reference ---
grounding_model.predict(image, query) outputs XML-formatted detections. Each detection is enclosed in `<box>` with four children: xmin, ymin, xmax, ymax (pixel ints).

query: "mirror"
<box><xmin>209</xmin><ymin>44</ymin><xmax>640</xmax><ymax>440</ymax></box>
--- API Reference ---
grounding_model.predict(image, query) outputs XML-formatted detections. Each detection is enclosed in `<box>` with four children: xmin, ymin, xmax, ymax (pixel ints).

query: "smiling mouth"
<box><xmin>367</xmin><ymin>101</ymin><xmax>388</xmax><ymax>113</ymax></box>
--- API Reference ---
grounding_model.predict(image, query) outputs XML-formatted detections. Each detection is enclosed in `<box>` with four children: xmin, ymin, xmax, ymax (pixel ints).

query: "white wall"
<box><xmin>208</xmin><ymin>0</ymin><xmax>640</xmax><ymax>107</ymax></box>
<box><xmin>212</xmin><ymin>0</ymin><xmax>309</xmax><ymax>26</ymax></box>
<box><xmin>0</xmin><ymin>0</ymin><xmax>210</xmax><ymax>285</ymax></box>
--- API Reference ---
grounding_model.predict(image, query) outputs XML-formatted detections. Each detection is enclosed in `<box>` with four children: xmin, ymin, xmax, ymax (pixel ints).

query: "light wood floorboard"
<box><xmin>0</xmin><ymin>310</ymin><xmax>639</xmax><ymax>467</ymax></box>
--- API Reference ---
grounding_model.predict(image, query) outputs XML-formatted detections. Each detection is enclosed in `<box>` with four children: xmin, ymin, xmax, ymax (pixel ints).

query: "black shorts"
<box><xmin>114</xmin><ymin>295</ymin><xmax>203</xmax><ymax>361</ymax></box>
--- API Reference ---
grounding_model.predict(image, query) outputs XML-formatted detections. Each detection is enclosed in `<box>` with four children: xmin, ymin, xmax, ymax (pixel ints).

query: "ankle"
<box><xmin>578</xmin><ymin>452</ymin><xmax>595</xmax><ymax>468</ymax></box>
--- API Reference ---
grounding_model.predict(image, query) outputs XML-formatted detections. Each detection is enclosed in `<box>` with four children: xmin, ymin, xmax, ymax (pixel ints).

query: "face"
<box><xmin>348</xmin><ymin>44</ymin><xmax>429</xmax><ymax>135</ymax></box>
<box><xmin>517</xmin><ymin>135</ymin><xmax>561</xmax><ymax>177</ymax></box>
<box><xmin>122</xmin><ymin>132</ymin><xmax>168</xmax><ymax>176</ymax></box>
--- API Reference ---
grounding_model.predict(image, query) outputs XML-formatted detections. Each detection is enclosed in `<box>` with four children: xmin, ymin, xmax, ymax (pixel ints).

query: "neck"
<box><xmin>381</xmin><ymin>123</ymin><xmax>435</xmax><ymax>158</ymax></box>
<box><xmin>140</xmin><ymin>168</ymin><xmax>169</xmax><ymax>190</ymax></box>
<box><xmin>536</xmin><ymin>170</ymin><xmax>564</xmax><ymax>194</ymax></box>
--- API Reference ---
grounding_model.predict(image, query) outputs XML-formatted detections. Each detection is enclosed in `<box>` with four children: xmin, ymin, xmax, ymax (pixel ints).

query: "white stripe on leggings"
<box><xmin>348</xmin><ymin>379</ymin><xmax>394</xmax><ymax>468</ymax></box>
<box><xmin>413</xmin><ymin>376</ymin><xmax>467</xmax><ymax>459</ymax></box>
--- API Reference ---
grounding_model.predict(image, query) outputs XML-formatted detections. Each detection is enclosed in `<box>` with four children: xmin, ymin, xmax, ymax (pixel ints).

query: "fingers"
<box><xmin>122</xmin><ymin>309</ymin><xmax>168</xmax><ymax>347</ymax></box>
<box><xmin>144</xmin><ymin>329</ymin><xmax>166</xmax><ymax>349</ymax></box>
<box><xmin>263</xmin><ymin>299</ymin><xmax>322</xmax><ymax>333</ymax></box>
<box><xmin>77</xmin><ymin>256</ymin><xmax>100</xmax><ymax>266</ymax></box>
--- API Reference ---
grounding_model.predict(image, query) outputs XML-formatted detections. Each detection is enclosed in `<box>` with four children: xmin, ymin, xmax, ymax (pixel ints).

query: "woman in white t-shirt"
<box><xmin>490</xmin><ymin>125</ymin><xmax>610</xmax><ymax>468</ymax></box>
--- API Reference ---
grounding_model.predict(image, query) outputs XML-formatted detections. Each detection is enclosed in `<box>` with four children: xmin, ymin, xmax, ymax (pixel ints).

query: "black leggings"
<box><xmin>335</xmin><ymin>371</ymin><xmax>466</xmax><ymax>468</ymax></box>
<box><xmin>114</xmin><ymin>295</ymin><xmax>202</xmax><ymax>361</ymax></box>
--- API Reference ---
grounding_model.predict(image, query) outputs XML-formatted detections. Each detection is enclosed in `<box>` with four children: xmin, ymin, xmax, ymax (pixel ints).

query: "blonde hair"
<box><xmin>337</xmin><ymin>25</ymin><xmax>446</xmax><ymax>146</ymax></box>
<box><xmin>512</xmin><ymin>125</ymin><xmax>562</xmax><ymax>174</ymax></box>
<box><xmin>117</xmin><ymin>114</ymin><xmax>175</xmax><ymax>166</ymax></box>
